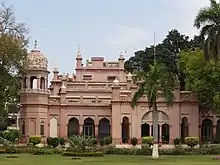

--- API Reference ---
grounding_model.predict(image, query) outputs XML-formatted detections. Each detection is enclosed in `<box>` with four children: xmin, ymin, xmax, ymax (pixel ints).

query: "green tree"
<box><xmin>178</xmin><ymin>49</ymin><xmax>220</xmax><ymax>113</ymax></box>
<box><xmin>194</xmin><ymin>0</ymin><xmax>220</xmax><ymax>61</ymax></box>
<box><xmin>131</xmin><ymin>61</ymin><xmax>176</xmax><ymax>159</ymax></box>
<box><xmin>0</xmin><ymin>2</ymin><xmax>28</xmax><ymax>130</ymax></box>
<box><xmin>125</xmin><ymin>29</ymin><xmax>200</xmax><ymax>90</ymax></box>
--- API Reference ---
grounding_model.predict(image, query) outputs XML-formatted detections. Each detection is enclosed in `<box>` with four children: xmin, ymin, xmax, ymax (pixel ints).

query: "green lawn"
<box><xmin>0</xmin><ymin>155</ymin><xmax>219</xmax><ymax>165</ymax></box>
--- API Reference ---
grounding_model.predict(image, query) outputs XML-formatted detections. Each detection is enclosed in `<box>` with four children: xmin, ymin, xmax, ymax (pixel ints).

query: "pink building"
<box><xmin>20</xmin><ymin>46</ymin><xmax>220</xmax><ymax>144</ymax></box>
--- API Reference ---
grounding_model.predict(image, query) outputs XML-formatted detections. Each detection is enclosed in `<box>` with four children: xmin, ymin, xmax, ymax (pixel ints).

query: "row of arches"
<box><xmin>139</xmin><ymin>111</ymin><xmax>170</xmax><ymax>143</ymax></box>
<box><xmin>200</xmin><ymin>119</ymin><xmax>220</xmax><ymax>142</ymax></box>
<box><xmin>23</xmin><ymin>76</ymin><xmax>46</xmax><ymax>89</ymax></box>
<box><xmin>52</xmin><ymin>114</ymin><xmax>220</xmax><ymax>143</ymax></box>
<box><xmin>67</xmin><ymin>117</ymin><xmax>110</xmax><ymax>139</ymax></box>
<box><xmin>141</xmin><ymin>123</ymin><xmax>170</xmax><ymax>142</ymax></box>
<box><xmin>180</xmin><ymin>117</ymin><xmax>220</xmax><ymax>143</ymax></box>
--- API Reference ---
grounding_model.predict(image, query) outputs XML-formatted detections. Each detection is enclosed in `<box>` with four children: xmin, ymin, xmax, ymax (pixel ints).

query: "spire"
<box><xmin>77</xmin><ymin>44</ymin><xmax>82</xmax><ymax>58</ymax></box>
<box><xmin>34</xmin><ymin>40</ymin><xmax>38</xmax><ymax>49</ymax></box>
<box><xmin>31</xmin><ymin>40</ymin><xmax>40</xmax><ymax>52</ymax></box>
<box><xmin>118</xmin><ymin>51</ymin><xmax>125</xmax><ymax>60</ymax></box>
<box><xmin>77</xmin><ymin>44</ymin><xmax>80</xmax><ymax>53</ymax></box>
<box><xmin>53</xmin><ymin>64</ymin><xmax>58</xmax><ymax>72</ymax></box>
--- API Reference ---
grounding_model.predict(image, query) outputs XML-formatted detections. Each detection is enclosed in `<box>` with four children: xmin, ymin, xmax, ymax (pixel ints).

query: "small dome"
<box><xmin>27</xmin><ymin>49</ymin><xmax>48</xmax><ymax>70</ymax></box>
<box><xmin>113</xmin><ymin>78</ymin><xmax>119</xmax><ymax>86</ymax></box>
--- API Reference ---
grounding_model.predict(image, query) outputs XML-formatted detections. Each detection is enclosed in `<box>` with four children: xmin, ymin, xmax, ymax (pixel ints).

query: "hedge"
<box><xmin>1</xmin><ymin>144</ymin><xmax>220</xmax><ymax>156</ymax></box>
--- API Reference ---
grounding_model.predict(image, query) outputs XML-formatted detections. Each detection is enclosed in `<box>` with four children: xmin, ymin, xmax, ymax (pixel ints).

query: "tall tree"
<box><xmin>194</xmin><ymin>0</ymin><xmax>220</xmax><ymax>61</ymax></box>
<box><xmin>125</xmin><ymin>29</ymin><xmax>200</xmax><ymax>90</ymax></box>
<box><xmin>178</xmin><ymin>49</ymin><xmax>220</xmax><ymax>114</ymax></box>
<box><xmin>131</xmin><ymin>61</ymin><xmax>176</xmax><ymax>159</ymax></box>
<box><xmin>0</xmin><ymin>2</ymin><xmax>28</xmax><ymax>130</ymax></box>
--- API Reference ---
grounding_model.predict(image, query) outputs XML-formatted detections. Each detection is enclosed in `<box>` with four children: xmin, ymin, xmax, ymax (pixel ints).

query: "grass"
<box><xmin>0</xmin><ymin>155</ymin><xmax>219</xmax><ymax>165</ymax></box>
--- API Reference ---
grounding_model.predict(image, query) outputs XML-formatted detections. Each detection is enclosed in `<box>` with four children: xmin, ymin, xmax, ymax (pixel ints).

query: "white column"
<box><xmin>129</xmin><ymin>123</ymin><xmax>131</xmax><ymax>139</ymax></box>
<box><xmin>149</xmin><ymin>124</ymin><xmax>152</xmax><ymax>136</ymax></box>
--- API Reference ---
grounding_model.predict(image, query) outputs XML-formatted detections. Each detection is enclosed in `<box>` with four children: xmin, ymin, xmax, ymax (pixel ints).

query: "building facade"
<box><xmin>19</xmin><ymin>46</ymin><xmax>220</xmax><ymax>144</ymax></box>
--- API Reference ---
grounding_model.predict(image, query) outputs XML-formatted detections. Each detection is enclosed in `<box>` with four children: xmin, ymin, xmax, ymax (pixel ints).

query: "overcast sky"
<box><xmin>6</xmin><ymin>0</ymin><xmax>210</xmax><ymax>75</ymax></box>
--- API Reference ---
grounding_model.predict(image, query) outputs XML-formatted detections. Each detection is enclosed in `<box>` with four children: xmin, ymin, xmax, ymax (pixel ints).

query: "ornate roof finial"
<box><xmin>77</xmin><ymin>44</ymin><xmax>82</xmax><ymax>58</ymax></box>
<box><xmin>119</xmin><ymin>51</ymin><xmax>125</xmax><ymax>59</ymax></box>
<box><xmin>53</xmin><ymin>64</ymin><xmax>58</xmax><ymax>72</ymax></box>
<box><xmin>34</xmin><ymin>40</ymin><xmax>38</xmax><ymax>49</ymax></box>
<box><xmin>77</xmin><ymin>44</ymin><xmax>80</xmax><ymax>53</ymax></box>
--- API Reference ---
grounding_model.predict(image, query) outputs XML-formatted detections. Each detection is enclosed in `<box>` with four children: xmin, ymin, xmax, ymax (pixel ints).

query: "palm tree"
<box><xmin>131</xmin><ymin>61</ymin><xmax>176</xmax><ymax>159</ymax></box>
<box><xmin>194</xmin><ymin>0</ymin><xmax>220</xmax><ymax>61</ymax></box>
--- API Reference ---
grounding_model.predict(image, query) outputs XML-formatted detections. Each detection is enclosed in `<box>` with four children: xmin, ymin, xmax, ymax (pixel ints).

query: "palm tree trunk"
<box><xmin>152</xmin><ymin>102</ymin><xmax>159</xmax><ymax>159</ymax></box>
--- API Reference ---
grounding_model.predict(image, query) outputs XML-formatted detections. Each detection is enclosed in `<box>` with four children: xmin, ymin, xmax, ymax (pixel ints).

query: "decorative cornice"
<box><xmin>48</xmin><ymin>104</ymin><xmax>111</xmax><ymax>108</ymax></box>
<box><xmin>20</xmin><ymin>89</ymin><xmax>50</xmax><ymax>95</ymax></box>
<box><xmin>21</xmin><ymin>104</ymin><xmax>48</xmax><ymax>107</ymax></box>
<box><xmin>66</xmin><ymin>90</ymin><xmax>112</xmax><ymax>93</ymax></box>
<box><xmin>111</xmin><ymin>100</ymin><xmax>197</xmax><ymax>104</ymax></box>
<box><xmin>75</xmin><ymin>68</ymin><xmax>124</xmax><ymax>71</ymax></box>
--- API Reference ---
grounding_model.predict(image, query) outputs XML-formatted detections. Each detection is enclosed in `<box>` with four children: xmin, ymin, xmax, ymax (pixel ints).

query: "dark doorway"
<box><xmin>141</xmin><ymin>123</ymin><xmax>150</xmax><ymax>137</ymax></box>
<box><xmin>122</xmin><ymin>117</ymin><xmax>129</xmax><ymax>143</ymax></box>
<box><xmin>67</xmin><ymin>117</ymin><xmax>79</xmax><ymax>137</ymax></box>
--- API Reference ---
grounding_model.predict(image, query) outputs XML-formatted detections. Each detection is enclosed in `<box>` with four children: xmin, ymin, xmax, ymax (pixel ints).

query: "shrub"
<box><xmin>2</xmin><ymin>130</ymin><xmax>20</xmax><ymax>145</ymax></box>
<box><xmin>0</xmin><ymin>146</ymin><xmax>64</xmax><ymax>155</ymax></box>
<box><xmin>99</xmin><ymin>139</ymin><xmax>105</xmax><ymax>146</ymax></box>
<box><xmin>51</xmin><ymin>137</ymin><xmax>60</xmax><ymax>148</ymax></box>
<box><xmin>32</xmin><ymin>148</ymin><xmax>63</xmax><ymax>155</ymax></box>
<box><xmin>91</xmin><ymin>138</ymin><xmax>97</xmax><ymax>145</ymax></box>
<box><xmin>59</xmin><ymin>137</ymin><xmax>65</xmax><ymax>146</ymax></box>
<box><xmin>184</xmin><ymin>137</ymin><xmax>199</xmax><ymax>148</ymax></box>
<box><xmin>142</xmin><ymin>136</ymin><xmax>153</xmax><ymax>146</ymax></box>
<box><xmin>69</xmin><ymin>135</ymin><xmax>96</xmax><ymax>153</ymax></box>
<box><xmin>131</xmin><ymin>137</ymin><xmax>138</xmax><ymax>146</ymax></box>
<box><xmin>33</xmin><ymin>148</ymin><xmax>54</xmax><ymax>155</ymax></box>
<box><xmin>29</xmin><ymin>136</ymin><xmax>41</xmax><ymax>146</ymax></box>
<box><xmin>180</xmin><ymin>137</ymin><xmax>185</xmax><ymax>144</ymax></box>
<box><xmin>46</xmin><ymin>137</ymin><xmax>53</xmax><ymax>147</ymax></box>
<box><xmin>104</xmin><ymin>136</ymin><xmax>112</xmax><ymax>145</ymax></box>
<box><xmin>0</xmin><ymin>137</ymin><xmax>5</xmax><ymax>144</ymax></box>
<box><xmin>62</xmin><ymin>151</ymin><xmax>104</xmax><ymax>157</ymax></box>
<box><xmin>174</xmin><ymin>138</ymin><xmax>181</xmax><ymax>145</ymax></box>
<box><xmin>102</xmin><ymin>145</ymin><xmax>116</xmax><ymax>154</ymax></box>
<box><xmin>141</xmin><ymin>144</ymin><xmax>151</xmax><ymax>155</ymax></box>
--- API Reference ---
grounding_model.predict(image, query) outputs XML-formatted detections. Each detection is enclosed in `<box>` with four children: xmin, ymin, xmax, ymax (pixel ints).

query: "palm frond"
<box><xmin>210</xmin><ymin>0</ymin><xmax>218</xmax><ymax>7</ymax></box>
<box><xmin>199</xmin><ymin>25</ymin><xmax>215</xmax><ymax>38</ymax></box>
<box><xmin>131</xmin><ymin>61</ymin><xmax>176</xmax><ymax>109</ymax></box>
<box><xmin>131</xmin><ymin>82</ymin><xmax>146</xmax><ymax>108</ymax></box>
<box><xmin>194</xmin><ymin>0</ymin><xmax>220</xmax><ymax>29</ymax></box>
<box><xmin>194</xmin><ymin>8</ymin><xmax>213</xmax><ymax>29</ymax></box>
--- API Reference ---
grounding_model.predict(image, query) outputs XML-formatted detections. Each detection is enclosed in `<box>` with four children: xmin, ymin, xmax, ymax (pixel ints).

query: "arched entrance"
<box><xmin>122</xmin><ymin>117</ymin><xmax>129</xmax><ymax>143</ymax></box>
<box><xmin>98</xmin><ymin>118</ymin><xmax>110</xmax><ymax>139</ymax></box>
<box><xmin>141</xmin><ymin>123</ymin><xmax>150</xmax><ymax>137</ymax></box>
<box><xmin>67</xmin><ymin>117</ymin><xmax>79</xmax><ymax>137</ymax></box>
<box><xmin>142</xmin><ymin>111</ymin><xmax>170</xmax><ymax>143</ymax></box>
<box><xmin>84</xmin><ymin>118</ymin><xmax>95</xmax><ymax>138</ymax></box>
<box><xmin>216</xmin><ymin>120</ymin><xmax>220</xmax><ymax>143</ymax></box>
<box><xmin>201</xmin><ymin>119</ymin><xmax>213</xmax><ymax>142</ymax></box>
<box><xmin>181</xmin><ymin>117</ymin><xmax>189</xmax><ymax>141</ymax></box>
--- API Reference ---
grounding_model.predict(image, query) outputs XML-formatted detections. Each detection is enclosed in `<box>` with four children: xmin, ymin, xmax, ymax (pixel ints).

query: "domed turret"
<box><xmin>27</xmin><ymin>40</ymin><xmax>48</xmax><ymax>70</ymax></box>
